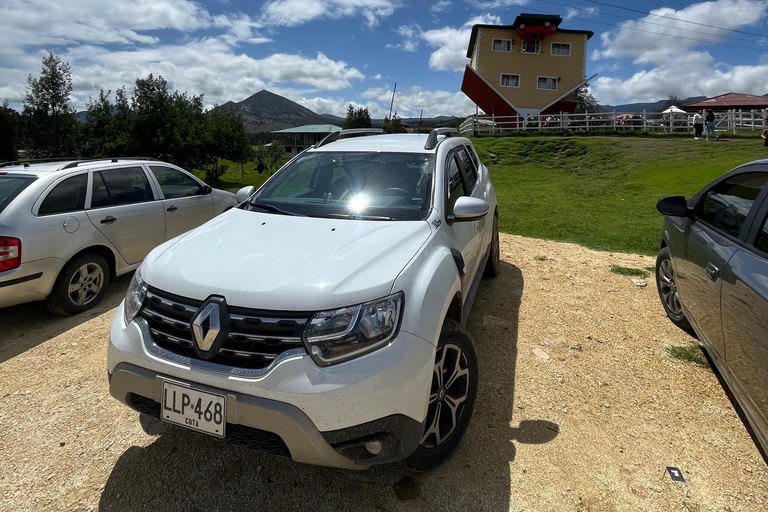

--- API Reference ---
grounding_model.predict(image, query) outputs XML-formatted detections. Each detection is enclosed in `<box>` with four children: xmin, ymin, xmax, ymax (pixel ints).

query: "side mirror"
<box><xmin>203</xmin><ymin>185</ymin><xmax>213</xmax><ymax>195</ymax></box>
<box><xmin>236</xmin><ymin>186</ymin><xmax>255</xmax><ymax>203</ymax></box>
<box><xmin>448</xmin><ymin>196</ymin><xmax>489</xmax><ymax>224</ymax></box>
<box><xmin>656</xmin><ymin>196</ymin><xmax>690</xmax><ymax>217</ymax></box>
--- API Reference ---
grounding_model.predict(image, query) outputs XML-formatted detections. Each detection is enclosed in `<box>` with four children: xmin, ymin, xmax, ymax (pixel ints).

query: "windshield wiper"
<box><xmin>248</xmin><ymin>201</ymin><xmax>306</xmax><ymax>217</ymax></box>
<box><xmin>328</xmin><ymin>213</ymin><xmax>396</xmax><ymax>221</ymax></box>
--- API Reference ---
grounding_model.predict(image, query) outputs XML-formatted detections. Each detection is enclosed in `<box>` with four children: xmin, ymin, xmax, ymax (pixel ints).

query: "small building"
<box><xmin>461</xmin><ymin>13</ymin><xmax>596</xmax><ymax>120</ymax></box>
<box><xmin>271</xmin><ymin>125</ymin><xmax>341</xmax><ymax>157</ymax></box>
<box><xmin>683</xmin><ymin>93</ymin><xmax>768</xmax><ymax>112</ymax></box>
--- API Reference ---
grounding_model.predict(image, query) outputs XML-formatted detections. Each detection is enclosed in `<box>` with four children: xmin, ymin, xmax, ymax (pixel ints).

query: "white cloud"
<box><xmin>374</xmin><ymin>73</ymin><xmax>383</xmax><ymax>80</ymax></box>
<box><xmin>361</xmin><ymin>85</ymin><xmax>476</xmax><ymax>117</ymax></box>
<box><xmin>431</xmin><ymin>1</ymin><xmax>452</xmax><ymax>14</ymax></box>
<box><xmin>465</xmin><ymin>0</ymin><xmax>529</xmax><ymax>9</ymax></box>
<box><xmin>566</xmin><ymin>6</ymin><xmax>598</xmax><ymax>19</ymax></box>
<box><xmin>594</xmin><ymin>0</ymin><xmax>768</xmax><ymax>65</ymax></box>
<box><xmin>386</xmin><ymin>24</ymin><xmax>421</xmax><ymax>51</ymax></box>
<box><xmin>422</xmin><ymin>14</ymin><xmax>502</xmax><ymax>71</ymax></box>
<box><xmin>591</xmin><ymin>0</ymin><xmax>768</xmax><ymax>104</ymax></box>
<box><xmin>260</xmin><ymin>0</ymin><xmax>402</xmax><ymax>28</ymax></box>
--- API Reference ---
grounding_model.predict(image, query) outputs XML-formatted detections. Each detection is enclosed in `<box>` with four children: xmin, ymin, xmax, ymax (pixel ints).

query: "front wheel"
<box><xmin>406</xmin><ymin>318</ymin><xmax>478</xmax><ymax>470</ymax></box>
<box><xmin>655</xmin><ymin>247</ymin><xmax>690</xmax><ymax>330</ymax></box>
<box><xmin>483</xmin><ymin>213</ymin><xmax>500</xmax><ymax>278</ymax></box>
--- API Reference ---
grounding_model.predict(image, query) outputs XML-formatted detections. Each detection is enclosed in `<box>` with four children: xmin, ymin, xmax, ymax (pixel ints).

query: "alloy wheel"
<box><xmin>421</xmin><ymin>343</ymin><xmax>471</xmax><ymax>448</ymax></box>
<box><xmin>67</xmin><ymin>263</ymin><xmax>105</xmax><ymax>307</ymax></box>
<box><xmin>658</xmin><ymin>258</ymin><xmax>682</xmax><ymax>315</ymax></box>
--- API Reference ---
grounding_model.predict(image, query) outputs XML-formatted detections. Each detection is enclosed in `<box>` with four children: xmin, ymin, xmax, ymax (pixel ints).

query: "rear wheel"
<box><xmin>483</xmin><ymin>213</ymin><xmax>500</xmax><ymax>278</ymax></box>
<box><xmin>406</xmin><ymin>318</ymin><xmax>478</xmax><ymax>470</ymax></box>
<box><xmin>655</xmin><ymin>247</ymin><xmax>690</xmax><ymax>329</ymax></box>
<box><xmin>47</xmin><ymin>253</ymin><xmax>110</xmax><ymax>316</ymax></box>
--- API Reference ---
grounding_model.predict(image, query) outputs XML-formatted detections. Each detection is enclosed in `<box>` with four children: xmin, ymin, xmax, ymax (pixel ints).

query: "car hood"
<box><xmin>143</xmin><ymin>208</ymin><xmax>432</xmax><ymax>310</ymax></box>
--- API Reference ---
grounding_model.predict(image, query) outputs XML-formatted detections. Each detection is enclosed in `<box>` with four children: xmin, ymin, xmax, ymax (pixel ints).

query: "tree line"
<box><xmin>0</xmin><ymin>53</ymin><xmax>284</xmax><ymax>180</ymax></box>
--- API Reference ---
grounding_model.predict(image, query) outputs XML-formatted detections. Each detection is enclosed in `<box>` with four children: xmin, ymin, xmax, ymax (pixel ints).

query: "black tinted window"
<box><xmin>149</xmin><ymin>166</ymin><xmax>202</xmax><ymax>199</ymax></box>
<box><xmin>98</xmin><ymin>167</ymin><xmax>153</xmax><ymax>206</ymax></box>
<box><xmin>0</xmin><ymin>176</ymin><xmax>35</xmax><ymax>214</ymax></box>
<box><xmin>458</xmin><ymin>147</ymin><xmax>476</xmax><ymax>191</ymax></box>
<box><xmin>39</xmin><ymin>174</ymin><xmax>87</xmax><ymax>215</ymax></box>
<box><xmin>90</xmin><ymin>171</ymin><xmax>111</xmax><ymax>208</ymax></box>
<box><xmin>699</xmin><ymin>172</ymin><xmax>768</xmax><ymax>238</ymax></box>
<box><xmin>447</xmin><ymin>155</ymin><xmax>464</xmax><ymax>213</ymax></box>
<box><xmin>755</xmin><ymin>213</ymin><xmax>768</xmax><ymax>254</ymax></box>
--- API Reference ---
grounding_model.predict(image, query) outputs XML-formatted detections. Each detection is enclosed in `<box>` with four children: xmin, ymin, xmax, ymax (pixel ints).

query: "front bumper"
<box><xmin>0</xmin><ymin>258</ymin><xmax>62</xmax><ymax>308</ymax></box>
<box><xmin>108</xmin><ymin>302</ymin><xmax>434</xmax><ymax>468</ymax></box>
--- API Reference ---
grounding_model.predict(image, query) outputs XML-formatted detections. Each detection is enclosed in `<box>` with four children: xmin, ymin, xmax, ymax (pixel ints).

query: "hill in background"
<box><xmin>213</xmin><ymin>90</ymin><xmax>330</xmax><ymax>134</ymax></box>
<box><xmin>603</xmin><ymin>96</ymin><xmax>707</xmax><ymax>113</ymax></box>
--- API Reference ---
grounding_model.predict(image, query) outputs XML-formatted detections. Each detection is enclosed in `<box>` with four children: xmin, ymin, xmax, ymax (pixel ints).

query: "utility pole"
<box><xmin>388</xmin><ymin>83</ymin><xmax>397</xmax><ymax>121</ymax></box>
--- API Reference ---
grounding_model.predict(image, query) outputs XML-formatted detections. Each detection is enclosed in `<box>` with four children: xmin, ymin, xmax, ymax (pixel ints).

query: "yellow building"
<box><xmin>461</xmin><ymin>14</ymin><xmax>595</xmax><ymax>119</ymax></box>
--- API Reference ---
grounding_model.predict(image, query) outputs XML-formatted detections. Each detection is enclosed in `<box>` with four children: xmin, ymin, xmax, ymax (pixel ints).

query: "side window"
<box><xmin>149</xmin><ymin>166</ymin><xmax>202</xmax><ymax>199</ymax></box>
<box><xmin>98</xmin><ymin>167</ymin><xmax>154</xmax><ymax>206</ymax></box>
<box><xmin>458</xmin><ymin>147</ymin><xmax>477</xmax><ymax>191</ymax></box>
<box><xmin>698</xmin><ymin>172</ymin><xmax>768</xmax><ymax>238</ymax></box>
<box><xmin>446</xmin><ymin>155</ymin><xmax>465</xmax><ymax>213</ymax></box>
<box><xmin>90</xmin><ymin>172</ymin><xmax>111</xmax><ymax>208</ymax></box>
<box><xmin>756</xmin><ymin>213</ymin><xmax>768</xmax><ymax>254</ymax></box>
<box><xmin>38</xmin><ymin>174</ymin><xmax>87</xmax><ymax>216</ymax></box>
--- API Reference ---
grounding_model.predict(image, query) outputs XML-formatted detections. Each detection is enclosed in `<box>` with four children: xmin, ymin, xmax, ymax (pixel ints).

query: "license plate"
<box><xmin>161</xmin><ymin>381</ymin><xmax>226</xmax><ymax>438</ymax></box>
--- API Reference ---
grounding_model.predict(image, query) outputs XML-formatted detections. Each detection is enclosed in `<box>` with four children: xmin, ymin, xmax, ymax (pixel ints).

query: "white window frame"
<box><xmin>492</xmin><ymin>38</ymin><xmax>512</xmax><ymax>52</ymax></box>
<box><xmin>537</xmin><ymin>76</ymin><xmax>558</xmax><ymax>91</ymax></box>
<box><xmin>521</xmin><ymin>40</ymin><xmax>540</xmax><ymax>54</ymax></box>
<box><xmin>550</xmin><ymin>42</ymin><xmax>571</xmax><ymax>56</ymax></box>
<box><xmin>499</xmin><ymin>73</ymin><xmax>520</xmax><ymax>88</ymax></box>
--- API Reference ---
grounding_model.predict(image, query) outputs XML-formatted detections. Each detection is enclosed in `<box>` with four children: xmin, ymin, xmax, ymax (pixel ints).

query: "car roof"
<box><xmin>0</xmin><ymin>158</ymin><xmax>166</xmax><ymax>177</ymax></box>
<box><xmin>309</xmin><ymin>133</ymin><xmax>469</xmax><ymax>154</ymax></box>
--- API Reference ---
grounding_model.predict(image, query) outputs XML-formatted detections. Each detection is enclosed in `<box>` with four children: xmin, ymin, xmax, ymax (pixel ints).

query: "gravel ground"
<box><xmin>1</xmin><ymin>234</ymin><xmax>766</xmax><ymax>512</ymax></box>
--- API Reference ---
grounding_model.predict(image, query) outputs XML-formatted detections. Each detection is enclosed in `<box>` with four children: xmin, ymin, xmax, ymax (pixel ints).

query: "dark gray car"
<box><xmin>656</xmin><ymin>160</ymin><xmax>768</xmax><ymax>458</ymax></box>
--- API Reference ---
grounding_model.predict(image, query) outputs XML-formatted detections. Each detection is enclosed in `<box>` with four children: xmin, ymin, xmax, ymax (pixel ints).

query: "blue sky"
<box><xmin>1</xmin><ymin>0</ymin><xmax>767</xmax><ymax>118</ymax></box>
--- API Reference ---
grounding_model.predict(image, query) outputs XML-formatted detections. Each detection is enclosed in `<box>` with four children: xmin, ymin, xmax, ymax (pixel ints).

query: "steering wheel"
<box><xmin>383</xmin><ymin>187</ymin><xmax>411</xmax><ymax>196</ymax></box>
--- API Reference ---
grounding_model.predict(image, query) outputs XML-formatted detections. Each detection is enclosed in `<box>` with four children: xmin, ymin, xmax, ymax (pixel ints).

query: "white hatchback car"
<box><xmin>108</xmin><ymin>129</ymin><xmax>500</xmax><ymax>469</ymax></box>
<box><xmin>0</xmin><ymin>158</ymin><xmax>236</xmax><ymax>314</ymax></box>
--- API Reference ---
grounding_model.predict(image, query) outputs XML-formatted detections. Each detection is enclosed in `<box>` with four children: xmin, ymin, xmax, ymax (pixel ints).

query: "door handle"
<box><xmin>166</xmin><ymin>205</ymin><xmax>178</xmax><ymax>212</ymax></box>
<box><xmin>706</xmin><ymin>263</ymin><xmax>719</xmax><ymax>281</ymax></box>
<box><xmin>100</xmin><ymin>216</ymin><xmax>117</xmax><ymax>225</ymax></box>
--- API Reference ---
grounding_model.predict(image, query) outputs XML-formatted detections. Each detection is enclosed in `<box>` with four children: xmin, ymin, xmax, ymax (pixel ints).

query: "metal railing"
<box><xmin>459</xmin><ymin>109</ymin><xmax>768</xmax><ymax>136</ymax></box>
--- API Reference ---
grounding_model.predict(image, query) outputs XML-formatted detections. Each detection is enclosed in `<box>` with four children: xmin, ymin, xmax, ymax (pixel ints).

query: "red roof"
<box><xmin>684</xmin><ymin>92</ymin><xmax>768</xmax><ymax>110</ymax></box>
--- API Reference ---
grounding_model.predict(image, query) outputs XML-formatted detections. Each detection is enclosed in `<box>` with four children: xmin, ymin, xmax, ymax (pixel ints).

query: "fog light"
<box><xmin>364</xmin><ymin>440</ymin><xmax>383</xmax><ymax>455</ymax></box>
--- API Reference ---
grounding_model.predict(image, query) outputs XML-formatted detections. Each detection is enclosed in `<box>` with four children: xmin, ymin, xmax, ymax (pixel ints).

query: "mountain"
<box><xmin>213</xmin><ymin>90</ymin><xmax>331</xmax><ymax>134</ymax></box>
<box><xmin>321</xmin><ymin>113</ymin><xmax>344</xmax><ymax>122</ymax></box>
<box><xmin>603</xmin><ymin>96</ymin><xmax>707</xmax><ymax>113</ymax></box>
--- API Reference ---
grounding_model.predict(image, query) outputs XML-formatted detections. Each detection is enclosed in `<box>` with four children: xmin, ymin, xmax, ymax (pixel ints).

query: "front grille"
<box><xmin>140</xmin><ymin>287</ymin><xmax>309</xmax><ymax>370</ymax></box>
<box><xmin>127</xmin><ymin>393</ymin><xmax>290</xmax><ymax>457</ymax></box>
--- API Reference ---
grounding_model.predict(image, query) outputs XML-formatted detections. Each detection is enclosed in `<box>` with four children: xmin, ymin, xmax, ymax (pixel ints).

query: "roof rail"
<box><xmin>316</xmin><ymin>128</ymin><xmax>385</xmax><ymax>148</ymax></box>
<box><xmin>0</xmin><ymin>157</ymin><xmax>86</xmax><ymax>169</ymax></box>
<box><xmin>58</xmin><ymin>156</ymin><xmax>161</xmax><ymax>170</ymax></box>
<box><xmin>424</xmin><ymin>127</ymin><xmax>460</xmax><ymax>150</ymax></box>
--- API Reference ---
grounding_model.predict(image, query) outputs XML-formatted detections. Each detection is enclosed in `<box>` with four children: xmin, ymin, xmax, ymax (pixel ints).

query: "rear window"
<box><xmin>0</xmin><ymin>176</ymin><xmax>36</xmax><ymax>214</ymax></box>
<box><xmin>39</xmin><ymin>174</ymin><xmax>88</xmax><ymax>216</ymax></box>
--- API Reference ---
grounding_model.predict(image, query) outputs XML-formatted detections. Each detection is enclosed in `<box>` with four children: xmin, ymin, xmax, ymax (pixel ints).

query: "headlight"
<box><xmin>303</xmin><ymin>292</ymin><xmax>404</xmax><ymax>366</ymax></box>
<box><xmin>123</xmin><ymin>266</ymin><xmax>147</xmax><ymax>325</ymax></box>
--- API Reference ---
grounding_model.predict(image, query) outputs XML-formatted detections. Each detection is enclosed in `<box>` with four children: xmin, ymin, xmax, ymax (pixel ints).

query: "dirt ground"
<box><xmin>1</xmin><ymin>234</ymin><xmax>766</xmax><ymax>512</ymax></box>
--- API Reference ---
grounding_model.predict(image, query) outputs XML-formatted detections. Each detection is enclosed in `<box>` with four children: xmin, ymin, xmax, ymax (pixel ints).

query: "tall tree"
<box><xmin>0</xmin><ymin>101</ymin><xmax>20</xmax><ymax>161</ymax></box>
<box><xmin>22</xmin><ymin>52</ymin><xmax>78</xmax><ymax>156</ymax></box>
<box><xmin>573</xmin><ymin>85</ymin><xmax>604</xmax><ymax>114</ymax></box>
<box><xmin>342</xmin><ymin>105</ymin><xmax>372</xmax><ymax>129</ymax></box>
<box><xmin>382</xmin><ymin>113</ymin><xmax>407</xmax><ymax>133</ymax></box>
<box><xmin>83</xmin><ymin>89</ymin><xmax>113</xmax><ymax>157</ymax></box>
<box><xmin>204</xmin><ymin>107</ymin><xmax>252</xmax><ymax>179</ymax></box>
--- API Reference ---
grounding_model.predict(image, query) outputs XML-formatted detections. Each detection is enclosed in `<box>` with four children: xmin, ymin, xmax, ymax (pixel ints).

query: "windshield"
<box><xmin>0</xmin><ymin>176</ymin><xmax>36</xmax><ymax>214</ymax></box>
<box><xmin>244</xmin><ymin>151</ymin><xmax>434</xmax><ymax>221</ymax></box>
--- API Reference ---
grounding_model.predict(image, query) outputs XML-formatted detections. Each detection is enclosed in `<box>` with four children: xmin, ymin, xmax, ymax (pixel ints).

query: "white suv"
<box><xmin>108</xmin><ymin>128</ymin><xmax>500</xmax><ymax>469</ymax></box>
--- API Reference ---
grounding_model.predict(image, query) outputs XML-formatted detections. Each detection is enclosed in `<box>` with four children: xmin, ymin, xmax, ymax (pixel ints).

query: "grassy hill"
<box><xmin>473</xmin><ymin>135</ymin><xmax>768</xmax><ymax>255</ymax></box>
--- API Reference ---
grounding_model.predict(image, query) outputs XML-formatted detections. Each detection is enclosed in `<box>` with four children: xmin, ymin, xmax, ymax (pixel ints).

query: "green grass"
<box><xmin>192</xmin><ymin>157</ymin><xmax>286</xmax><ymax>194</ymax></box>
<box><xmin>609</xmin><ymin>265</ymin><xmax>649</xmax><ymax>278</ymax></box>
<box><xmin>474</xmin><ymin>135</ymin><xmax>768</xmax><ymax>255</ymax></box>
<box><xmin>667</xmin><ymin>344</ymin><xmax>710</xmax><ymax>368</ymax></box>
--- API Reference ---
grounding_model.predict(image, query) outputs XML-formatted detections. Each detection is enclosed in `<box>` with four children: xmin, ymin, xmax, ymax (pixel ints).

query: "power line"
<box><xmin>581</xmin><ymin>0</ymin><xmax>768</xmax><ymax>38</ymax></box>
<box><xmin>484</xmin><ymin>0</ymin><xmax>768</xmax><ymax>52</ymax></box>
<box><xmin>536</xmin><ymin>0</ymin><xmax>758</xmax><ymax>44</ymax></box>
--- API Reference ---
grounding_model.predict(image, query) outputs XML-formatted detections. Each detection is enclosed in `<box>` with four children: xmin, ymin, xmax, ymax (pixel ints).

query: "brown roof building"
<box><xmin>683</xmin><ymin>92</ymin><xmax>768</xmax><ymax>112</ymax></box>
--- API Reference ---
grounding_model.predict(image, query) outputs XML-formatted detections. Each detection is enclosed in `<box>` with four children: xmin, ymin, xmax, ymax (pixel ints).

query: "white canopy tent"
<box><xmin>662</xmin><ymin>106</ymin><xmax>686</xmax><ymax>114</ymax></box>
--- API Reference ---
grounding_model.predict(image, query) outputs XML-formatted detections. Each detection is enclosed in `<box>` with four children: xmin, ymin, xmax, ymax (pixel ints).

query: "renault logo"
<box><xmin>190</xmin><ymin>296</ymin><xmax>231</xmax><ymax>361</ymax></box>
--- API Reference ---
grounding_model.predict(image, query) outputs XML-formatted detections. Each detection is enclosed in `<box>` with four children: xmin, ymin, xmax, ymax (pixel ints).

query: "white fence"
<box><xmin>459</xmin><ymin>109</ymin><xmax>768</xmax><ymax>136</ymax></box>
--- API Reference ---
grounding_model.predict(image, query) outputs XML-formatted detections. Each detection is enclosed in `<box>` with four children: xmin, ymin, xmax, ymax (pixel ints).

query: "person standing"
<box><xmin>692</xmin><ymin>110</ymin><xmax>704</xmax><ymax>139</ymax></box>
<box><xmin>705</xmin><ymin>109</ymin><xmax>718</xmax><ymax>141</ymax></box>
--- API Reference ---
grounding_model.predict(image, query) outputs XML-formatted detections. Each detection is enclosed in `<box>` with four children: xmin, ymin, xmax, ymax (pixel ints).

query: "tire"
<box><xmin>47</xmin><ymin>253</ymin><xmax>110</xmax><ymax>316</ymax></box>
<box><xmin>655</xmin><ymin>247</ymin><xmax>691</xmax><ymax>330</ymax></box>
<box><xmin>406</xmin><ymin>318</ymin><xmax>478</xmax><ymax>470</ymax></box>
<box><xmin>483</xmin><ymin>212</ymin><xmax>500</xmax><ymax>278</ymax></box>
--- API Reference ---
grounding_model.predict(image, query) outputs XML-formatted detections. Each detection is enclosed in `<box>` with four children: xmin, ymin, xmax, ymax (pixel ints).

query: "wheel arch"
<box><xmin>64</xmin><ymin>245</ymin><xmax>118</xmax><ymax>281</ymax></box>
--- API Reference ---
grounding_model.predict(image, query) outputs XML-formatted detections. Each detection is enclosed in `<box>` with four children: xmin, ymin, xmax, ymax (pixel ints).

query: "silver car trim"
<box><xmin>138</xmin><ymin>317</ymin><xmax>306</xmax><ymax>378</ymax></box>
